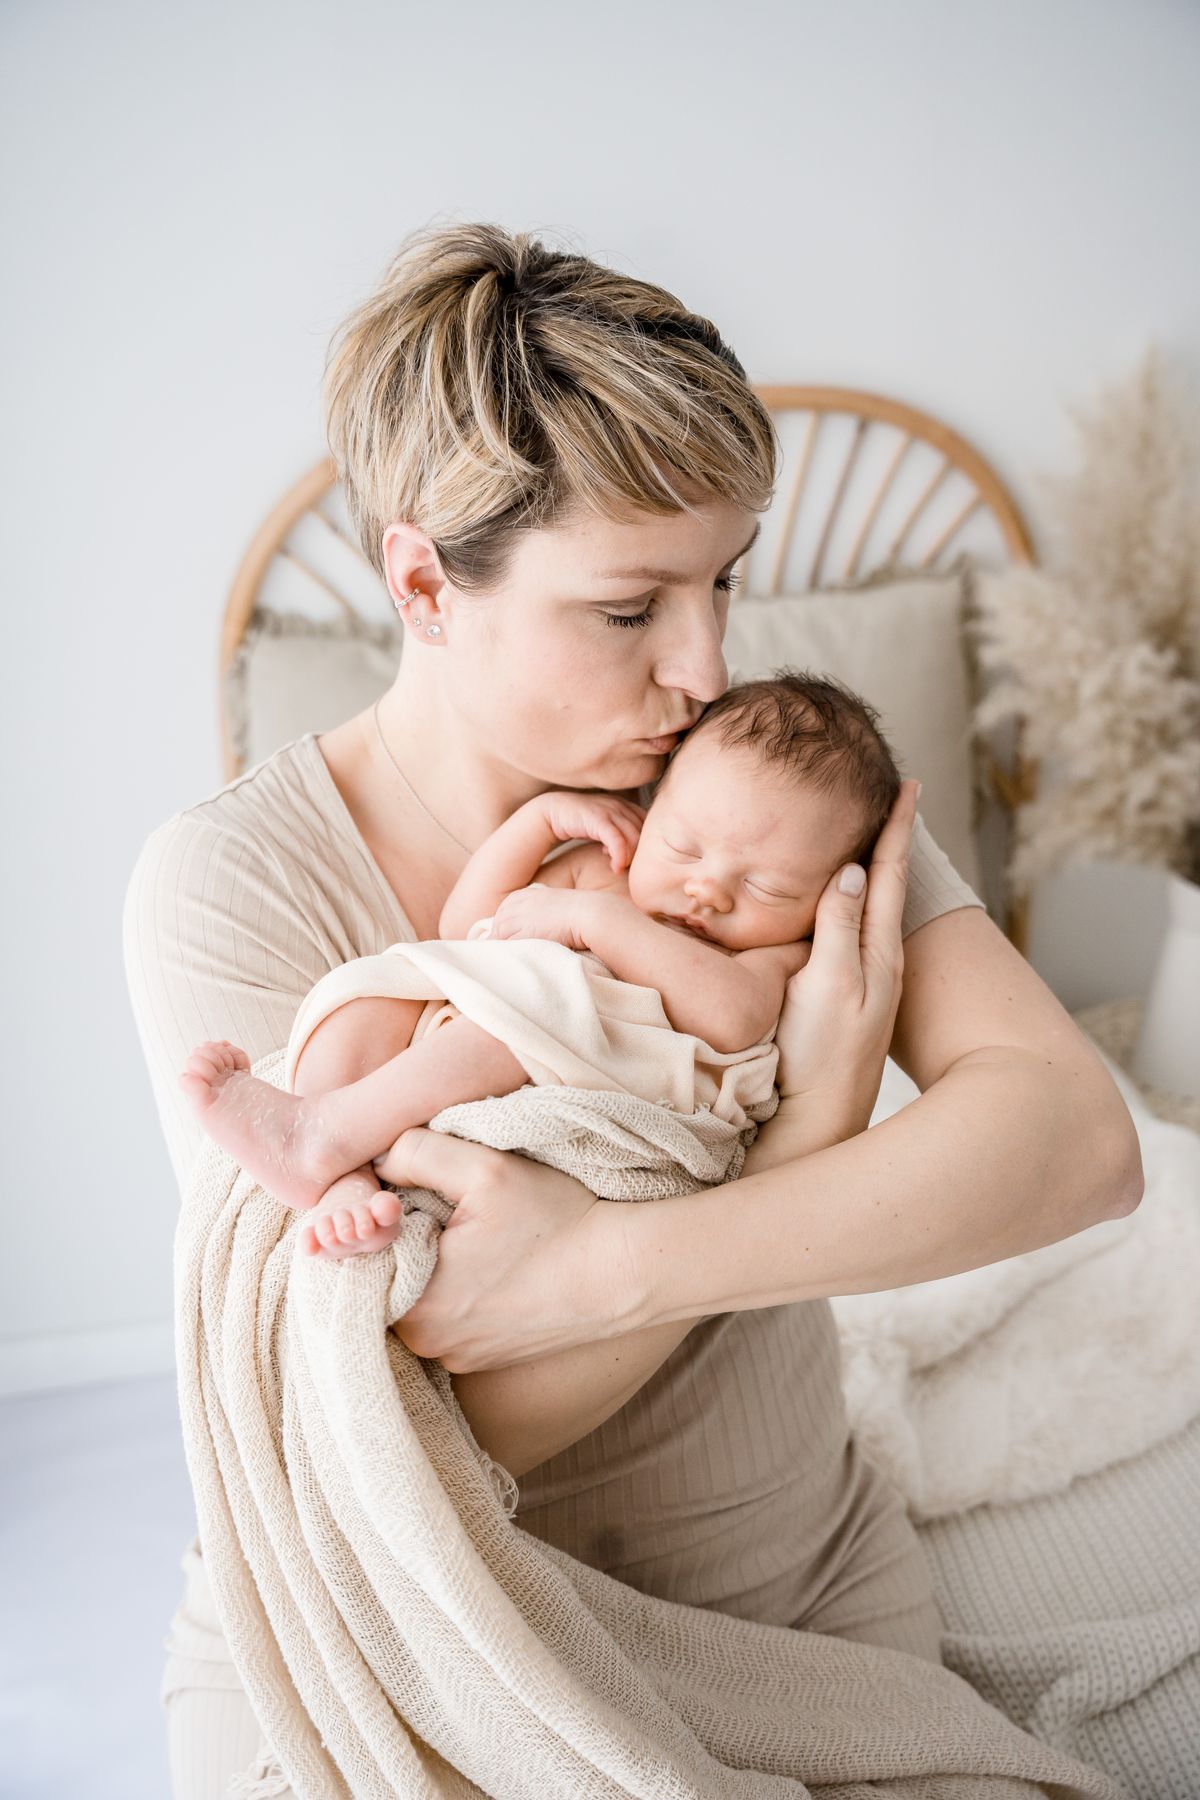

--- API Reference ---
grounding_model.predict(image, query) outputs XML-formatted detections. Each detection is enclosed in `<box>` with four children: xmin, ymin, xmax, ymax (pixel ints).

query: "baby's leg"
<box><xmin>294</xmin><ymin>997</ymin><xmax>424</xmax><ymax>1260</ymax></box>
<box><xmin>180</xmin><ymin>1007</ymin><xmax>526</xmax><ymax>1219</ymax></box>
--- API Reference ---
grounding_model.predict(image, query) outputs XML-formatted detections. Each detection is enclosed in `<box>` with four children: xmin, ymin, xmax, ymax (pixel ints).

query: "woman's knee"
<box><xmin>795</xmin><ymin>1464</ymin><xmax>945</xmax><ymax>1664</ymax></box>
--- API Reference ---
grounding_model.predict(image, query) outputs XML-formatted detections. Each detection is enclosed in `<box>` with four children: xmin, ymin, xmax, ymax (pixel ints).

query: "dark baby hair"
<box><xmin>687</xmin><ymin>669</ymin><xmax>903</xmax><ymax>870</ymax></box>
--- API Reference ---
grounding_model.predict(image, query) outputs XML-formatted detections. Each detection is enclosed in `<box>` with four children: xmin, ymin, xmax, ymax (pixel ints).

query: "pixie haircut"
<box><xmin>321</xmin><ymin>220</ymin><xmax>780</xmax><ymax>590</ymax></box>
<box><xmin>686</xmin><ymin>670</ymin><xmax>903</xmax><ymax>870</ymax></box>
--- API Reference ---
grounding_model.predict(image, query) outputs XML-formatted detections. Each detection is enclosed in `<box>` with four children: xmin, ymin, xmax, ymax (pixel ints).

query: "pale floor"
<box><xmin>1</xmin><ymin>1373</ymin><xmax>195</xmax><ymax>1800</ymax></box>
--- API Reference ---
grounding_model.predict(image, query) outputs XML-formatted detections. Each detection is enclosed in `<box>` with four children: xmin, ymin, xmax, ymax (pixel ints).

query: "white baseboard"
<box><xmin>0</xmin><ymin>1319</ymin><xmax>176</xmax><ymax>1398</ymax></box>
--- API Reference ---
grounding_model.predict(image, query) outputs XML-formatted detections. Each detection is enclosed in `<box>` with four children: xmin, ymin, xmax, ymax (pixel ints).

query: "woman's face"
<box><xmin>389</xmin><ymin>498</ymin><xmax>759</xmax><ymax>793</ymax></box>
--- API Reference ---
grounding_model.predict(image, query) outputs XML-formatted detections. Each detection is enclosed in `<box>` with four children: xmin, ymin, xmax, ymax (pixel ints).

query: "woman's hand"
<box><xmin>773</xmin><ymin>778</ymin><xmax>920</xmax><ymax>1136</ymax></box>
<box><xmin>380</xmin><ymin>1130</ymin><xmax>639</xmax><ymax>1371</ymax></box>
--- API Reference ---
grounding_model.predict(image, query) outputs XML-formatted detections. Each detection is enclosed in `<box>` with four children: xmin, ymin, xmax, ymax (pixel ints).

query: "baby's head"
<box><xmin>626</xmin><ymin>670</ymin><xmax>902</xmax><ymax>951</ymax></box>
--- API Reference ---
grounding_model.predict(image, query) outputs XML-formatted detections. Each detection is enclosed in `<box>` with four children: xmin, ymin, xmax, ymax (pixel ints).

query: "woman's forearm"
<box><xmin>450</xmin><ymin>1090</ymin><xmax>850</xmax><ymax>1471</ymax></box>
<box><xmin>456</xmin><ymin>1090</ymin><xmax>851</xmax><ymax>1472</ymax></box>
<box><xmin>740</xmin><ymin>1092</ymin><xmax>863</xmax><ymax>1176</ymax></box>
<box><xmin>451</xmin><ymin>1316</ymin><xmax>700</xmax><ymax>1479</ymax></box>
<box><xmin>457</xmin><ymin>1075</ymin><xmax>846</xmax><ymax>1470</ymax></box>
<box><xmin>623</xmin><ymin>1045</ymin><xmax>1143</xmax><ymax>1328</ymax></box>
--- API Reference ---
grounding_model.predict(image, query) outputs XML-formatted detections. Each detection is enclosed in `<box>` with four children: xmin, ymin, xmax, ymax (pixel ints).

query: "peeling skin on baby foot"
<box><xmin>177</xmin><ymin>1039</ymin><xmax>355</xmax><ymax>1211</ymax></box>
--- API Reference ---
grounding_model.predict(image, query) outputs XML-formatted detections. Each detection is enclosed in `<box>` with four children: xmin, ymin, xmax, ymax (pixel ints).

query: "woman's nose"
<box><xmin>655</xmin><ymin>604</ymin><xmax>729</xmax><ymax>704</ymax></box>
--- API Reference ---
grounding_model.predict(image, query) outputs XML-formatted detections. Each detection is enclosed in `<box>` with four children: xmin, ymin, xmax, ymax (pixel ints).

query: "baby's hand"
<box><xmin>537</xmin><ymin>791</ymin><xmax>645</xmax><ymax>872</ymax></box>
<box><xmin>491</xmin><ymin>884</ymin><xmax>596</xmax><ymax>951</ymax></box>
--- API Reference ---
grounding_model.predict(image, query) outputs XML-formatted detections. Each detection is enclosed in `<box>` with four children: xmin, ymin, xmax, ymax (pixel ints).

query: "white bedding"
<box><xmin>833</xmin><ymin>1042</ymin><xmax>1200</xmax><ymax>1519</ymax></box>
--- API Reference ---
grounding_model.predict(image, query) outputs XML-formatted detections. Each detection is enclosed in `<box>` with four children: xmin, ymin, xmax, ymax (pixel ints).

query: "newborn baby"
<box><xmin>180</xmin><ymin>671</ymin><xmax>901</xmax><ymax>1259</ymax></box>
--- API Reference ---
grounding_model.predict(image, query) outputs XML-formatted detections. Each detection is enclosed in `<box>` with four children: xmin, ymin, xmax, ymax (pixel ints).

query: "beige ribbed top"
<box><xmin>124</xmin><ymin>730</ymin><xmax>984</xmax><ymax>1630</ymax></box>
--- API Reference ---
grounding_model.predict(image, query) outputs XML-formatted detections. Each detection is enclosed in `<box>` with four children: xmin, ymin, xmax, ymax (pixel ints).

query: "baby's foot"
<box><xmin>178</xmin><ymin>1040</ymin><xmax>350</xmax><ymax>1211</ymax></box>
<box><xmin>298</xmin><ymin>1179</ymin><xmax>404</xmax><ymax>1260</ymax></box>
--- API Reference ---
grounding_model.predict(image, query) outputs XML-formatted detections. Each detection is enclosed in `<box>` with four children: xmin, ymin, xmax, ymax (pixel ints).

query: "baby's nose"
<box><xmin>684</xmin><ymin>874</ymin><xmax>733</xmax><ymax>913</ymax></box>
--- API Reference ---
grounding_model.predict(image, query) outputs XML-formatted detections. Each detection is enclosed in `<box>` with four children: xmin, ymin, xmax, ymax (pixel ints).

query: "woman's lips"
<box><xmin>640</xmin><ymin>733</ymin><xmax>681</xmax><ymax>752</ymax></box>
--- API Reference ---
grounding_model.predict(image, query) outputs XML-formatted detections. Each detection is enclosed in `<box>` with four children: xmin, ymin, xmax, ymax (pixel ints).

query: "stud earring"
<box><xmin>426</xmin><ymin>624</ymin><xmax>442</xmax><ymax>638</ymax></box>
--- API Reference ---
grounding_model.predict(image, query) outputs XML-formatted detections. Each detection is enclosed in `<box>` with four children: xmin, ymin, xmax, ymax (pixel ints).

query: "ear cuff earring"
<box><xmin>395</xmin><ymin>588</ymin><xmax>442</xmax><ymax>639</ymax></box>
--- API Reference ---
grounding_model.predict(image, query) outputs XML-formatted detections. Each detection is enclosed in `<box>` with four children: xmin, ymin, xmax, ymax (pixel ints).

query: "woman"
<box><xmin>124</xmin><ymin>222</ymin><xmax>1142</xmax><ymax>1797</ymax></box>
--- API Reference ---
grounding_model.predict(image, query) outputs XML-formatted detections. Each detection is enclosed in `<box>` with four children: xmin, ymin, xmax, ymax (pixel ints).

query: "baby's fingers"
<box><xmin>599</xmin><ymin>809</ymin><xmax>644</xmax><ymax>871</ymax></box>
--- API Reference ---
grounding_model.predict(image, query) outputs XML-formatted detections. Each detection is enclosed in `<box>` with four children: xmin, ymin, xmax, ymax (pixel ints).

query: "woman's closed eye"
<box><xmin>603</xmin><ymin>568</ymin><xmax>743</xmax><ymax>629</ymax></box>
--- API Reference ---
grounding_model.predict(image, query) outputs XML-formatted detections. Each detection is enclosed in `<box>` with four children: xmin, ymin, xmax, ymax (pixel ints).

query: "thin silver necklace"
<box><xmin>372</xmin><ymin>697</ymin><xmax>472</xmax><ymax>857</ymax></box>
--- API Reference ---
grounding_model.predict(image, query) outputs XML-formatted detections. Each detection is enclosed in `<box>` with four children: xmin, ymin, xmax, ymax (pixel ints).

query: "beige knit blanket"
<box><xmin>176</xmin><ymin>1041</ymin><xmax>1125</xmax><ymax>1799</ymax></box>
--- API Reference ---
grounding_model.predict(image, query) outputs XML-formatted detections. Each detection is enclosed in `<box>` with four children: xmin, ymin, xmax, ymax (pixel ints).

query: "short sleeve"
<box><xmin>900</xmin><ymin>813</ymin><xmax>986</xmax><ymax>939</ymax></box>
<box><xmin>122</xmin><ymin>811</ymin><xmax>330</xmax><ymax>1192</ymax></box>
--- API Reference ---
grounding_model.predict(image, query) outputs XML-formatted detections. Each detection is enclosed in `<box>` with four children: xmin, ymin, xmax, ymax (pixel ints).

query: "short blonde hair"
<box><xmin>322</xmin><ymin>220</ymin><xmax>780</xmax><ymax>590</ymax></box>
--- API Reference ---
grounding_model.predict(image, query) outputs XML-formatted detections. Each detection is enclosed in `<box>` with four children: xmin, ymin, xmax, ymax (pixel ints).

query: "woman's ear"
<box><xmin>382</xmin><ymin>522</ymin><xmax>450</xmax><ymax>642</ymax></box>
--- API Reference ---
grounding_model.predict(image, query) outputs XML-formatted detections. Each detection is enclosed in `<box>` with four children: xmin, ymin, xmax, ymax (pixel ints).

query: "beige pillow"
<box><xmin>224</xmin><ymin>608</ymin><xmax>401</xmax><ymax>773</ymax></box>
<box><xmin>722</xmin><ymin>568</ymin><xmax>983</xmax><ymax>890</ymax></box>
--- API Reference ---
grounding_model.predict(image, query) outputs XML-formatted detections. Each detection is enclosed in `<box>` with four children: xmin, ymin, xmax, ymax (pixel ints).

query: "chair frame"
<box><xmin>219</xmin><ymin>386</ymin><xmax>1038</xmax><ymax>949</ymax></box>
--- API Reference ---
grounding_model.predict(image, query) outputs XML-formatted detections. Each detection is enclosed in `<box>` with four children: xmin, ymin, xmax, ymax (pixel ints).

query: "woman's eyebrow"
<box><xmin>590</xmin><ymin>522</ymin><xmax>761</xmax><ymax>583</ymax></box>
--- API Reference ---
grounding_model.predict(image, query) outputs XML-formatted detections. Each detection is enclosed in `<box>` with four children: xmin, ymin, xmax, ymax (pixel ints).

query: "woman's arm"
<box><xmin>624</xmin><ymin>903</ymin><xmax>1144</xmax><ymax>1327</ymax></box>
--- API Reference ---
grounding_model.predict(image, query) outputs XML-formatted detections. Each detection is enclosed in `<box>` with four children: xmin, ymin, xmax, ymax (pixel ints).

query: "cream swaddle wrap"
<box><xmin>283</xmin><ymin>919</ymin><xmax>781</xmax><ymax>1166</ymax></box>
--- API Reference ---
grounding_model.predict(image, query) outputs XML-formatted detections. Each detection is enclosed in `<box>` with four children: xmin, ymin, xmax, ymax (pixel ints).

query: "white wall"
<box><xmin>3</xmin><ymin>0</ymin><xmax>1198</xmax><ymax>1393</ymax></box>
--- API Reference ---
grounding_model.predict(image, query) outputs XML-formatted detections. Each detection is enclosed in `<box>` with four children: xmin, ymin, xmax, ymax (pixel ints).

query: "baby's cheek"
<box><xmin>625</xmin><ymin>854</ymin><xmax>655</xmax><ymax>912</ymax></box>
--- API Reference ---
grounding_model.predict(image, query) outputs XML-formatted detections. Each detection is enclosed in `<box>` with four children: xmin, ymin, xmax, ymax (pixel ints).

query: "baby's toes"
<box><xmin>347</xmin><ymin>1201</ymin><xmax>378</xmax><ymax>1241</ymax></box>
<box><xmin>351</xmin><ymin>1194</ymin><xmax>403</xmax><ymax>1242</ymax></box>
<box><xmin>321</xmin><ymin>1207</ymin><xmax>358</xmax><ymax>1246</ymax></box>
<box><xmin>182</xmin><ymin>1041</ymin><xmax>248</xmax><ymax>1083</ymax></box>
<box><xmin>371</xmin><ymin>1192</ymin><xmax>403</xmax><ymax>1231</ymax></box>
<box><xmin>316</xmin><ymin>1211</ymin><xmax>346</xmax><ymax>1250</ymax></box>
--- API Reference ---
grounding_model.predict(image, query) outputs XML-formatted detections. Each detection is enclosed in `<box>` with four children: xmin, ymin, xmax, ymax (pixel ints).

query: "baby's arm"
<box><xmin>492</xmin><ymin>886</ymin><xmax>806</xmax><ymax>1054</ymax></box>
<box><xmin>439</xmin><ymin>792</ymin><xmax>645</xmax><ymax>938</ymax></box>
<box><xmin>585</xmin><ymin>900</ymin><xmax>807</xmax><ymax>1051</ymax></box>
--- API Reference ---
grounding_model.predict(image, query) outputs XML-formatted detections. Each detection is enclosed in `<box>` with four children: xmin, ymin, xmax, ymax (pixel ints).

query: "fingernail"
<box><xmin>915</xmin><ymin>781</ymin><xmax>923</xmax><ymax>802</ymax></box>
<box><xmin>838</xmin><ymin>864</ymin><xmax>866</xmax><ymax>895</ymax></box>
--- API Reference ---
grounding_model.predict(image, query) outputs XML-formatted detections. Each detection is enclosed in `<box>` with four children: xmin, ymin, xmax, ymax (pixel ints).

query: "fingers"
<box><xmin>568</xmin><ymin>795</ymin><xmax>644</xmax><ymax>870</ymax></box>
<box><xmin>860</xmin><ymin>778</ymin><xmax>919</xmax><ymax>950</ymax></box>
<box><xmin>599</xmin><ymin>821</ymin><xmax>629</xmax><ymax>871</ymax></box>
<box><xmin>372</xmin><ymin>1126</ymin><xmax>506</xmax><ymax>1200</ymax></box>
<box><xmin>806</xmin><ymin>857</ymin><xmax>871</xmax><ymax>979</ymax></box>
<box><xmin>596</xmin><ymin>801</ymin><xmax>645</xmax><ymax>870</ymax></box>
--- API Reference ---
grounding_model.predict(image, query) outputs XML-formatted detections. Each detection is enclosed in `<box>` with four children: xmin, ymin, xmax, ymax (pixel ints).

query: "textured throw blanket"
<box><xmin>176</xmin><ymin>1041</ymin><xmax>1123</xmax><ymax>1799</ymax></box>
